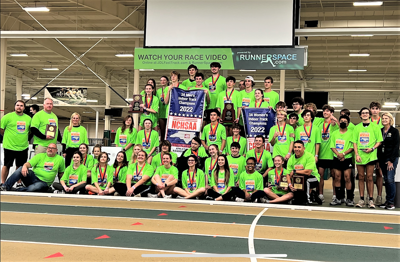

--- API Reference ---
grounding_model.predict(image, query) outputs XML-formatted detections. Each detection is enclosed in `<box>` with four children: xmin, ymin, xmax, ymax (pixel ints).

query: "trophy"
<box><xmin>129</xmin><ymin>95</ymin><xmax>143</xmax><ymax>113</ymax></box>
<box><xmin>293</xmin><ymin>175</ymin><xmax>305</xmax><ymax>191</ymax></box>
<box><xmin>278</xmin><ymin>175</ymin><xmax>289</xmax><ymax>188</ymax></box>
<box><xmin>222</xmin><ymin>103</ymin><xmax>235</xmax><ymax>123</ymax></box>
<box><xmin>45</xmin><ymin>124</ymin><xmax>56</xmax><ymax>139</ymax></box>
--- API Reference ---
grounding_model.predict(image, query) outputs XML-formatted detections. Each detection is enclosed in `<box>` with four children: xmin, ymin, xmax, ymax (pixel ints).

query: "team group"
<box><xmin>0</xmin><ymin>62</ymin><xmax>398</xmax><ymax>210</ymax></box>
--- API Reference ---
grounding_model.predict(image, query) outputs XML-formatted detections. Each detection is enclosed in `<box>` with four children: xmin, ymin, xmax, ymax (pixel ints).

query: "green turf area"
<box><xmin>2</xmin><ymin>202</ymin><xmax>399</xmax><ymax>234</ymax></box>
<box><xmin>1</xmin><ymin>224</ymin><xmax>399</xmax><ymax>262</ymax></box>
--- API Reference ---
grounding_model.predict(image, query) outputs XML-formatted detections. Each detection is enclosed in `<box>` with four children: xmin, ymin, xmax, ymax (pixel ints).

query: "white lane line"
<box><xmin>249</xmin><ymin>208</ymin><xmax>269</xmax><ymax>262</ymax></box>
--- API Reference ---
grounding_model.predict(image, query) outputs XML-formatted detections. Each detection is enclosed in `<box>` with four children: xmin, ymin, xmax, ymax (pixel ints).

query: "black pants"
<box><xmin>206</xmin><ymin>188</ymin><xmax>236</xmax><ymax>201</ymax></box>
<box><xmin>64</xmin><ymin>147</ymin><xmax>79</xmax><ymax>167</ymax></box>
<box><xmin>114</xmin><ymin>182</ymin><xmax>152</xmax><ymax>197</ymax></box>
<box><xmin>235</xmin><ymin>189</ymin><xmax>266</xmax><ymax>202</ymax></box>
<box><xmin>53</xmin><ymin>182</ymin><xmax>86</xmax><ymax>194</ymax></box>
<box><xmin>339</xmin><ymin>168</ymin><xmax>355</xmax><ymax>200</ymax></box>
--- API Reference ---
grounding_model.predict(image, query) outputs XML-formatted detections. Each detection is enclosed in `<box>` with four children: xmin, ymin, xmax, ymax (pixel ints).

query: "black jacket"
<box><xmin>377</xmin><ymin>126</ymin><xmax>399</xmax><ymax>163</ymax></box>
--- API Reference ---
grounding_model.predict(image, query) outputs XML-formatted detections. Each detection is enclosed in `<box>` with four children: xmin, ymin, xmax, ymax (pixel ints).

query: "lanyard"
<box><xmin>275</xmin><ymin>168</ymin><xmax>283</xmax><ymax>184</ymax></box>
<box><xmin>226</xmin><ymin>89</ymin><xmax>234</xmax><ymax>100</ymax></box>
<box><xmin>192</xmin><ymin>149</ymin><xmax>199</xmax><ymax>158</ymax></box>
<box><xmin>136</xmin><ymin>163</ymin><xmax>146</xmax><ymax>178</ymax></box>
<box><xmin>144</xmin><ymin>130</ymin><xmax>151</xmax><ymax>144</ymax></box>
<box><xmin>210</xmin><ymin>123</ymin><xmax>218</xmax><ymax>136</ymax></box>
<box><xmin>83</xmin><ymin>155</ymin><xmax>87</xmax><ymax>166</ymax></box>
<box><xmin>277</xmin><ymin>123</ymin><xmax>286</xmax><ymax>137</ymax></box>
<box><xmin>304</xmin><ymin>124</ymin><xmax>313</xmax><ymax>139</ymax></box>
<box><xmin>322</xmin><ymin>121</ymin><xmax>331</xmax><ymax>134</ymax></box>
<box><xmin>209</xmin><ymin>158</ymin><xmax>217</xmax><ymax>173</ymax></box>
<box><xmin>233</xmin><ymin>135</ymin><xmax>240</xmax><ymax>143</ymax></box>
<box><xmin>255</xmin><ymin>150</ymin><xmax>264</xmax><ymax>165</ymax></box>
<box><xmin>372</xmin><ymin>117</ymin><xmax>381</xmax><ymax>125</ymax></box>
<box><xmin>212</xmin><ymin>74</ymin><xmax>220</xmax><ymax>86</ymax></box>
<box><xmin>160</xmin><ymin>152</ymin><xmax>164</xmax><ymax>166</ymax></box>
<box><xmin>188</xmin><ymin>169</ymin><xmax>196</xmax><ymax>188</ymax></box>
<box><xmin>114</xmin><ymin>166</ymin><xmax>121</xmax><ymax>180</ymax></box>
<box><xmin>145</xmin><ymin>95</ymin><xmax>153</xmax><ymax>108</ymax></box>
<box><xmin>255</xmin><ymin>100</ymin><xmax>262</xmax><ymax>108</ymax></box>
<box><xmin>98</xmin><ymin>165</ymin><xmax>107</xmax><ymax>182</ymax></box>
<box><xmin>161</xmin><ymin>87</ymin><xmax>165</xmax><ymax>101</ymax></box>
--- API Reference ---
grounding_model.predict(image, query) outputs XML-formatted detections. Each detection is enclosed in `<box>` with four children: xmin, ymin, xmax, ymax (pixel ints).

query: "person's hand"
<box><xmin>104</xmin><ymin>188</ymin><xmax>109</xmax><ymax>195</ymax></box>
<box><xmin>387</xmin><ymin>161</ymin><xmax>394</xmax><ymax>171</ymax></box>
<box><xmin>204</xmin><ymin>145</ymin><xmax>209</xmax><ymax>151</ymax></box>
<box><xmin>46</xmin><ymin>135</ymin><xmax>53</xmax><ymax>140</ymax></box>
<box><xmin>364</xmin><ymin>148</ymin><xmax>373</xmax><ymax>153</ymax></box>
<box><xmin>245</xmin><ymin>192</ymin><xmax>251</xmax><ymax>201</ymax></box>
<box><xmin>285</xmin><ymin>153</ymin><xmax>291</xmax><ymax>161</ymax></box>
<box><xmin>337</xmin><ymin>153</ymin><xmax>344</xmax><ymax>160</ymax></box>
<box><xmin>21</xmin><ymin>165</ymin><xmax>28</xmax><ymax>177</ymax></box>
<box><xmin>140</xmin><ymin>104</ymin><xmax>144</xmax><ymax>108</ymax></box>
<box><xmin>98</xmin><ymin>189</ymin><xmax>104</xmax><ymax>195</ymax></box>
<box><xmin>219</xmin><ymin>118</ymin><xmax>223</xmax><ymax>123</ymax></box>
<box><xmin>234</xmin><ymin>118</ymin><xmax>239</xmax><ymax>123</ymax></box>
<box><xmin>289</xmin><ymin>184</ymin><xmax>296</xmax><ymax>192</ymax></box>
<box><xmin>203</xmin><ymin>89</ymin><xmax>208</xmax><ymax>94</ymax></box>
<box><xmin>283</xmin><ymin>187</ymin><xmax>288</xmax><ymax>191</ymax></box>
<box><xmin>273</xmin><ymin>130</ymin><xmax>279</xmax><ymax>139</ymax></box>
<box><xmin>356</xmin><ymin>155</ymin><xmax>361</xmax><ymax>163</ymax></box>
<box><xmin>126</xmin><ymin>187</ymin><xmax>134</xmax><ymax>196</ymax></box>
<box><xmin>157</xmin><ymin>183</ymin><xmax>164</xmax><ymax>190</ymax></box>
<box><xmin>315</xmin><ymin>156</ymin><xmax>319</xmax><ymax>163</ymax></box>
<box><xmin>64</xmin><ymin>186</ymin><xmax>70</xmax><ymax>192</ymax></box>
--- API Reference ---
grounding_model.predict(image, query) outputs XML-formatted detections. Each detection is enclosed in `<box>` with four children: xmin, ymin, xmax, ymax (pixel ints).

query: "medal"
<box><xmin>304</xmin><ymin>124</ymin><xmax>313</xmax><ymax>143</ymax></box>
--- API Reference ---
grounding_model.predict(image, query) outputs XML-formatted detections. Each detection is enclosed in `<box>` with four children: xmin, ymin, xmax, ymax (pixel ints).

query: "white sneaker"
<box><xmin>235</xmin><ymin>197</ymin><xmax>245</xmax><ymax>202</ymax></box>
<box><xmin>134</xmin><ymin>193</ymin><xmax>141</xmax><ymax>197</ymax></box>
<box><xmin>147</xmin><ymin>193</ymin><xmax>158</xmax><ymax>198</ymax></box>
<box><xmin>332</xmin><ymin>195</ymin><xmax>336</xmax><ymax>201</ymax></box>
<box><xmin>259</xmin><ymin>197</ymin><xmax>270</xmax><ymax>203</ymax></box>
<box><xmin>176</xmin><ymin>195</ymin><xmax>185</xmax><ymax>199</ymax></box>
<box><xmin>53</xmin><ymin>190</ymin><xmax>59</xmax><ymax>194</ymax></box>
<box><xmin>318</xmin><ymin>194</ymin><xmax>325</xmax><ymax>203</ymax></box>
<box><xmin>164</xmin><ymin>195</ymin><xmax>172</xmax><ymax>199</ymax></box>
<box><xmin>114</xmin><ymin>192</ymin><xmax>120</xmax><ymax>196</ymax></box>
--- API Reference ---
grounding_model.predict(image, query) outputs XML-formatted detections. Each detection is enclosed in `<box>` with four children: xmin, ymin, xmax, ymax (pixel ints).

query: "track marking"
<box><xmin>2</xmin><ymin>211</ymin><xmax>398</xmax><ymax>236</ymax></box>
<box><xmin>249</xmin><ymin>208</ymin><xmax>269</xmax><ymax>262</ymax></box>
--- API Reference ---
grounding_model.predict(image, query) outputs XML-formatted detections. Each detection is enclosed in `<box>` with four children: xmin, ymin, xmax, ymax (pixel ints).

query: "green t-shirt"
<box><xmin>295</xmin><ymin>124</ymin><xmax>321</xmax><ymax>156</ymax></box>
<box><xmin>0</xmin><ymin>112</ymin><xmax>31</xmax><ymax>151</ymax></box>
<box><xmin>204</xmin><ymin>75</ymin><xmax>227</xmax><ymax>109</ymax></box>
<box><xmin>154</xmin><ymin>165</ymin><xmax>179</xmax><ymax>182</ymax></box>
<box><xmin>263</xmin><ymin>90</ymin><xmax>279</xmax><ymax>109</ymax></box>
<box><xmin>239</xmin><ymin>89</ymin><xmax>255</xmax><ymax>125</ymax></box>
<box><xmin>83</xmin><ymin>154</ymin><xmax>95</xmax><ymax>170</ymax></box>
<box><xmin>318</xmin><ymin>122</ymin><xmax>339</xmax><ymax>160</ymax></box>
<box><xmin>246</xmin><ymin>149</ymin><xmax>273</xmax><ymax>174</ymax></box>
<box><xmin>151</xmin><ymin>152</ymin><xmax>178</xmax><ymax>168</ymax></box>
<box><xmin>216</xmin><ymin>89</ymin><xmax>241</xmax><ymax>120</ymax></box>
<box><xmin>182</xmin><ymin>78</ymin><xmax>197</xmax><ymax>88</ymax></box>
<box><xmin>330</xmin><ymin>129</ymin><xmax>354</xmax><ymax>159</ymax></box>
<box><xmin>239</xmin><ymin>171</ymin><xmax>263</xmax><ymax>193</ymax></box>
<box><xmin>112</xmin><ymin>165</ymin><xmax>128</xmax><ymax>184</ymax></box>
<box><xmin>62</xmin><ymin>126</ymin><xmax>89</xmax><ymax>149</ymax></box>
<box><xmin>201</xmin><ymin>123</ymin><xmax>226</xmax><ymax>150</ymax></box>
<box><xmin>127</xmin><ymin>162</ymin><xmax>155</xmax><ymax>186</ymax></box>
<box><xmin>268</xmin><ymin>124</ymin><xmax>295</xmax><ymax>158</ymax></box>
<box><xmin>287</xmin><ymin>111</ymin><xmax>304</xmax><ymax>127</ymax></box>
<box><xmin>135</xmin><ymin>130</ymin><xmax>159</xmax><ymax>156</ymax></box>
<box><xmin>182</xmin><ymin>168</ymin><xmax>206</xmax><ymax>193</ymax></box>
<box><xmin>156</xmin><ymin>86</ymin><xmax>169</xmax><ymax>119</ymax></box>
<box><xmin>313</xmin><ymin>117</ymin><xmax>324</xmax><ymax>127</ymax></box>
<box><xmin>224</xmin><ymin>136</ymin><xmax>247</xmax><ymax>156</ymax></box>
<box><xmin>353</xmin><ymin>122</ymin><xmax>383</xmax><ymax>165</ymax></box>
<box><xmin>287</xmin><ymin>151</ymin><xmax>320</xmax><ymax>182</ymax></box>
<box><xmin>348</xmin><ymin>122</ymin><xmax>356</xmax><ymax>131</ymax></box>
<box><xmin>209</xmin><ymin>168</ymin><xmax>235</xmax><ymax>194</ymax></box>
<box><xmin>31</xmin><ymin>110</ymin><xmax>59</xmax><ymax>146</ymax></box>
<box><xmin>371</xmin><ymin>117</ymin><xmax>384</xmax><ymax>129</ymax></box>
<box><xmin>140</xmin><ymin>95</ymin><xmax>159</xmax><ymax>128</ymax></box>
<box><xmin>91</xmin><ymin>165</ymin><xmax>113</xmax><ymax>189</ymax></box>
<box><xmin>267</xmin><ymin>168</ymin><xmax>291</xmax><ymax>195</ymax></box>
<box><xmin>227</xmin><ymin>155</ymin><xmax>246</xmax><ymax>183</ymax></box>
<box><xmin>61</xmin><ymin>164</ymin><xmax>87</xmax><ymax>186</ymax></box>
<box><xmin>114</xmin><ymin>126</ymin><xmax>138</xmax><ymax>160</ymax></box>
<box><xmin>204</xmin><ymin>157</ymin><xmax>219</xmax><ymax>178</ymax></box>
<box><xmin>249</xmin><ymin>101</ymin><xmax>270</xmax><ymax>108</ymax></box>
<box><xmin>183</xmin><ymin>147</ymin><xmax>209</xmax><ymax>157</ymax></box>
<box><xmin>29</xmin><ymin>153</ymin><xmax>65</xmax><ymax>185</ymax></box>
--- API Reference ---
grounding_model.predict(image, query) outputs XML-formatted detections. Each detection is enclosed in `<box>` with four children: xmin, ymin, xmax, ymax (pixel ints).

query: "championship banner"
<box><xmin>134</xmin><ymin>47</ymin><xmax>305</xmax><ymax>70</ymax></box>
<box><xmin>166</xmin><ymin>88</ymin><xmax>205</xmax><ymax>156</ymax></box>
<box><xmin>242</xmin><ymin>108</ymin><xmax>276</xmax><ymax>151</ymax></box>
<box><xmin>45</xmin><ymin>87</ymin><xmax>87</xmax><ymax>105</ymax></box>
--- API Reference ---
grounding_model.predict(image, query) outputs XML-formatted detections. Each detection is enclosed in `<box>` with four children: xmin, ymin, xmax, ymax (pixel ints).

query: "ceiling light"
<box><xmin>115</xmin><ymin>54</ymin><xmax>134</xmax><ymax>57</ymax></box>
<box><xmin>10</xmin><ymin>53</ymin><xmax>28</xmax><ymax>57</ymax></box>
<box><xmin>328</xmin><ymin>101</ymin><xmax>343</xmax><ymax>105</ymax></box>
<box><xmin>240</xmin><ymin>70</ymin><xmax>257</xmax><ymax>72</ymax></box>
<box><xmin>21</xmin><ymin>93</ymin><xmax>30</xmax><ymax>96</ymax></box>
<box><xmin>351</xmin><ymin>35</ymin><xmax>373</xmax><ymax>37</ymax></box>
<box><xmin>139</xmin><ymin>69</ymin><xmax>155</xmax><ymax>72</ymax></box>
<box><xmin>23</xmin><ymin>7</ymin><xmax>50</xmax><ymax>12</ymax></box>
<box><xmin>83</xmin><ymin>111</ymin><xmax>93</xmax><ymax>113</ymax></box>
<box><xmin>127</xmin><ymin>98</ymin><xmax>133</xmax><ymax>101</ymax></box>
<box><xmin>348</xmin><ymin>69</ymin><xmax>367</xmax><ymax>72</ymax></box>
<box><xmin>384</xmin><ymin>102</ymin><xmax>399</xmax><ymax>106</ymax></box>
<box><xmin>43</xmin><ymin>68</ymin><xmax>59</xmax><ymax>71</ymax></box>
<box><xmin>86</xmin><ymin>99</ymin><xmax>98</xmax><ymax>102</ymax></box>
<box><xmin>329</xmin><ymin>104</ymin><xmax>343</xmax><ymax>107</ymax></box>
<box><xmin>353</xmin><ymin>2</ymin><xmax>383</xmax><ymax>6</ymax></box>
<box><xmin>349</xmin><ymin>54</ymin><xmax>370</xmax><ymax>57</ymax></box>
<box><xmin>329</xmin><ymin>80</ymin><xmax>384</xmax><ymax>83</ymax></box>
<box><xmin>31</xmin><ymin>97</ymin><xmax>38</xmax><ymax>100</ymax></box>
<box><xmin>382</xmin><ymin>105</ymin><xmax>396</xmax><ymax>108</ymax></box>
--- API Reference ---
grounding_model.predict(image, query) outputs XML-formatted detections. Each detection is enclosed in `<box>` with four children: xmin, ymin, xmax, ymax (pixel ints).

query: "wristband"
<box><xmin>63</xmin><ymin>186</ymin><xmax>67</xmax><ymax>190</ymax></box>
<box><xmin>343</xmin><ymin>152</ymin><xmax>346</xmax><ymax>156</ymax></box>
<box><xmin>289</xmin><ymin>183</ymin><xmax>292</xmax><ymax>186</ymax></box>
<box><xmin>287</xmin><ymin>153</ymin><xmax>291</xmax><ymax>155</ymax></box>
<box><xmin>156</xmin><ymin>183</ymin><xmax>159</xmax><ymax>186</ymax></box>
<box><xmin>106</xmin><ymin>187</ymin><xmax>109</xmax><ymax>190</ymax></box>
<box><xmin>371</xmin><ymin>147</ymin><xmax>375</xmax><ymax>151</ymax></box>
<box><xmin>132</xmin><ymin>186</ymin><xmax>136</xmax><ymax>190</ymax></box>
<box><xmin>315</xmin><ymin>155</ymin><xmax>319</xmax><ymax>157</ymax></box>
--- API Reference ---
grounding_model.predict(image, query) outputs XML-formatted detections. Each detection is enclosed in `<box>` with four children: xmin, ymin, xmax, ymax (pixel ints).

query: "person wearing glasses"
<box><xmin>239</xmin><ymin>76</ymin><xmax>256</xmax><ymax>135</ymax></box>
<box><xmin>0</xmin><ymin>143</ymin><xmax>65</xmax><ymax>192</ymax></box>
<box><xmin>353</xmin><ymin>107</ymin><xmax>383</xmax><ymax>208</ymax></box>
<box><xmin>262</xmin><ymin>76</ymin><xmax>279</xmax><ymax>109</ymax></box>
<box><xmin>289</xmin><ymin>97</ymin><xmax>305</xmax><ymax>126</ymax></box>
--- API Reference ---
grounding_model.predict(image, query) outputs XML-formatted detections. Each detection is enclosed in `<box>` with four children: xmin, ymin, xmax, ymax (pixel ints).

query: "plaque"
<box><xmin>45</xmin><ymin>124</ymin><xmax>56</xmax><ymax>139</ymax></box>
<box><xmin>278</xmin><ymin>174</ymin><xmax>289</xmax><ymax>188</ymax></box>
<box><xmin>293</xmin><ymin>175</ymin><xmax>305</xmax><ymax>191</ymax></box>
<box><xmin>128</xmin><ymin>95</ymin><xmax>143</xmax><ymax>113</ymax></box>
<box><xmin>222</xmin><ymin>103</ymin><xmax>235</xmax><ymax>123</ymax></box>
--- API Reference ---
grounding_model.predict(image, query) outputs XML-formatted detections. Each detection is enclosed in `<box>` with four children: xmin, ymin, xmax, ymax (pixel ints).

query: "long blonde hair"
<box><xmin>131</xmin><ymin>144</ymin><xmax>143</xmax><ymax>164</ymax></box>
<box><xmin>68</xmin><ymin>112</ymin><xmax>81</xmax><ymax>132</ymax></box>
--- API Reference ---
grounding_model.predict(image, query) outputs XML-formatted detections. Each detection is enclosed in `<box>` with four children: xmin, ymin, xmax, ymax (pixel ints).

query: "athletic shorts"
<box><xmin>332</xmin><ymin>157</ymin><xmax>353</xmax><ymax>171</ymax></box>
<box><xmin>3</xmin><ymin>148</ymin><xmax>29</xmax><ymax>168</ymax></box>
<box><xmin>317</xmin><ymin>159</ymin><xmax>333</xmax><ymax>169</ymax></box>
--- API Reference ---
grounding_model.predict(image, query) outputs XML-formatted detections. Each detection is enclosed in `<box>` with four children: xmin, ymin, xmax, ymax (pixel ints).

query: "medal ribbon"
<box><xmin>145</xmin><ymin>95</ymin><xmax>153</xmax><ymax>108</ymax></box>
<box><xmin>304</xmin><ymin>124</ymin><xmax>313</xmax><ymax>139</ymax></box>
<box><xmin>255</xmin><ymin>100</ymin><xmax>262</xmax><ymax>108</ymax></box>
<box><xmin>192</xmin><ymin>149</ymin><xmax>199</xmax><ymax>158</ymax></box>
<box><xmin>83</xmin><ymin>155</ymin><xmax>87</xmax><ymax>166</ymax></box>
<box><xmin>136</xmin><ymin>163</ymin><xmax>146</xmax><ymax>178</ymax></box>
<box><xmin>210</xmin><ymin>123</ymin><xmax>218</xmax><ymax>137</ymax></box>
<box><xmin>255</xmin><ymin>150</ymin><xmax>264</xmax><ymax>165</ymax></box>
<box><xmin>322</xmin><ymin>121</ymin><xmax>331</xmax><ymax>135</ymax></box>
<box><xmin>114</xmin><ymin>166</ymin><xmax>121</xmax><ymax>180</ymax></box>
<box><xmin>98</xmin><ymin>166</ymin><xmax>107</xmax><ymax>182</ymax></box>
<box><xmin>188</xmin><ymin>169</ymin><xmax>196</xmax><ymax>189</ymax></box>
<box><xmin>212</xmin><ymin>74</ymin><xmax>220</xmax><ymax>86</ymax></box>
<box><xmin>161</xmin><ymin>87</ymin><xmax>165</xmax><ymax>101</ymax></box>
<box><xmin>160</xmin><ymin>152</ymin><xmax>164</xmax><ymax>166</ymax></box>
<box><xmin>233</xmin><ymin>135</ymin><xmax>240</xmax><ymax>143</ymax></box>
<box><xmin>226</xmin><ymin>89</ymin><xmax>234</xmax><ymax>100</ymax></box>
<box><xmin>210</xmin><ymin>158</ymin><xmax>218</xmax><ymax>173</ymax></box>
<box><xmin>277</xmin><ymin>123</ymin><xmax>286</xmax><ymax>137</ymax></box>
<box><xmin>144</xmin><ymin>130</ymin><xmax>151</xmax><ymax>145</ymax></box>
<box><xmin>372</xmin><ymin>117</ymin><xmax>380</xmax><ymax>125</ymax></box>
<box><xmin>275</xmin><ymin>168</ymin><xmax>283</xmax><ymax>184</ymax></box>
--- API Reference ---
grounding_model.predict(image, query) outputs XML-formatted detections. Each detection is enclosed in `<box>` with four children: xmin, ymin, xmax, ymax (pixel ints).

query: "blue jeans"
<box><xmin>4</xmin><ymin>167</ymin><xmax>49</xmax><ymax>192</ymax></box>
<box><xmin>380</xmin><ymin>157</ymin><xmax>398</xmax><ymax>205</ymax></box>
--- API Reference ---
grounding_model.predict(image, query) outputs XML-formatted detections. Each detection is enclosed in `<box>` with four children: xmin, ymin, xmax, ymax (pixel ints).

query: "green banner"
<box><xmin>134</xmin><ymin>48</ymin><xmax>305</xmax><ymax>70</ymax></box>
